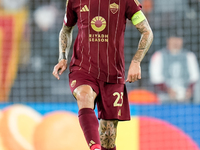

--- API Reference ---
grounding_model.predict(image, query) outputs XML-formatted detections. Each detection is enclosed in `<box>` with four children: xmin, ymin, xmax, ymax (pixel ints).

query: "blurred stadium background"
<box><xmin>0</xmin><ymin>0</ymin><xmax>200</xmax><ymax>150</ymax></box>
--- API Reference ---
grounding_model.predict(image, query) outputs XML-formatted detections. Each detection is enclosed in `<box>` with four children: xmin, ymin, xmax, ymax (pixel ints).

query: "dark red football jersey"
<box><xmin>64</xmin><ymin>0</ymin><xmax>142</xmax><ymax>83</ymax></box>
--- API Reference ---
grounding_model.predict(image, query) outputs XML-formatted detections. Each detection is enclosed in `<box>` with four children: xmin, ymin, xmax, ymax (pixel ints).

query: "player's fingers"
<box><xmin>59</xmin><ymin>66</ymin><xmax>66</xmax><ymax>75</ymax></box>
<box><xmin>132</xmin><ymin>75</ymin><xmax>137</xmax><ymax>82</ymax></box>
<box><xmin>126</xmin><ymin>75</ymin><xmax>132</xmax><ymax>82</ymax></box>
<box><xmin>126</xmin><ymin>73</ymin><xmax>141</xmax><ymax>83</ymax></box>
<box><xmin>138</xmin><ymin>73</ymin><xmax>141</xmax><ymax>79</ymax></box>
<box><xmin>52</xmin><ymin>65</ymin><xmax>60</xmax><ymax>80</ymax></box>
<box><xmin>131</xmin><ymin>74</ymin><xmax>141</xmax><ymax>82</ymax></box>
<box><xmin>53</xmin><ymin>71</ymin><xmax>60</xmax><ymax>80</ymax></box>
<box><xmin>130</xmin><ymin>76</ymin><xmax>135</xmax><ymax>82</ymax></box>
<box><xmin>127</xmin><ymin>75</ymin><xmax>136</xmax><ymax>83</ymax></box>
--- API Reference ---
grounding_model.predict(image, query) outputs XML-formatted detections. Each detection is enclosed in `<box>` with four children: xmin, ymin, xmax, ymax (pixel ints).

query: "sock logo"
<box><xmin>89</xmin><ymin>140</ymin><xmax>96</xmax><ymax>147</ymax></box>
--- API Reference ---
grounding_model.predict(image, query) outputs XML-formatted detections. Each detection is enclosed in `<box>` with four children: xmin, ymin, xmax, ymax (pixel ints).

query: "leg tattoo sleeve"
<box><xmin>99</xmin><ymin>119</ymin><xmax>118</xmax><ymax>149</ymax></box>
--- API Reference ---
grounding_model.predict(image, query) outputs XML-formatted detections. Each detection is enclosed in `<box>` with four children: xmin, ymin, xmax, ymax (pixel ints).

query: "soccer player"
<box><xmin>52</xmin><ymin>0</ymin><xmax>153</xmax><ymax>150</ymax></box>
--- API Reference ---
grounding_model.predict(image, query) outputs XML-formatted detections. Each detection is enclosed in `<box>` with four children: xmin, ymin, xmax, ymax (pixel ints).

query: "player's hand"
<box><xmin>185</xmin><ymin>88</ymin><xmax>192</xmax><ymax>100</ymax></box>
<box><xmin>126</xmin><ymin>60</ymin><xmax>141</xmax><ymax>83</ymax></box>
<box><xmin>52</xmin><ymin>59</ymin><xmax>67</xmax><ymax>80</ymax></box>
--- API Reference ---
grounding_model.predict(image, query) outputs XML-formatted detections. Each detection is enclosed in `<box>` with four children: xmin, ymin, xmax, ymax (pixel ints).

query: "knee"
<box><xmin>73</xmin><ymin>85</ymin><xmax>96</xmax><ymax>109</ymax></box>
<box><xmin>76</xmin><ymin>90</ymin><xmax>91</xmax><ymax>101</ymax></box>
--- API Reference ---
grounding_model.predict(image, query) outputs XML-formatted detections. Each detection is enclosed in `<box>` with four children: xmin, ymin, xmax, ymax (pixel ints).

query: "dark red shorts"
<box><xmin>69</xmin><ymin>70</ymin><xmax>130</xmax><ymax>121</ymax></box>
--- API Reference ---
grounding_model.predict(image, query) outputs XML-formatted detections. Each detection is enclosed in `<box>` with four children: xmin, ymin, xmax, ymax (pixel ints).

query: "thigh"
<box><xmin>97</xmin><ymin>82</ymin><xmax>130</xmax><ymax>121</ymax></box>
<box><xmin>69</xmin><ymin>70</ymin><xmax>99</xmax><ymax>109</ymax></box>
<box><xmin>69</xmin><ymin>70</ymin><xmax>99</xmax><ymax>94</ymax></box>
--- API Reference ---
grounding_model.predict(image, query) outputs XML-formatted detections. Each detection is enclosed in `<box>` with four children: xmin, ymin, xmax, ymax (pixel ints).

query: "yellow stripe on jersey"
<box><xmin>131</xmin><ymin>10</ymin><xmax>146</xmax><ymax>25</ymax></box>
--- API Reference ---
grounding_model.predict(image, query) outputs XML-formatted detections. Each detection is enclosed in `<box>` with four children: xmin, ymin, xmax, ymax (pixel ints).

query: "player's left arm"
<box><xmin>126</xmin><ymin>10</ymin><xmax>153</xmax><ymax>83</ymax></box>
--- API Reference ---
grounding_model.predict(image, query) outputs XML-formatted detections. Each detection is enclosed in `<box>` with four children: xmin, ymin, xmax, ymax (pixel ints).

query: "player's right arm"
<box><xmin>52</xmin><ymin>24</ymin><xmax>73</xmax><ymax>80</ymax></box>
<box><xmin>53</xmin><ymin>0</ymin><xmax>77</xmax><ymax>80</ymax></box>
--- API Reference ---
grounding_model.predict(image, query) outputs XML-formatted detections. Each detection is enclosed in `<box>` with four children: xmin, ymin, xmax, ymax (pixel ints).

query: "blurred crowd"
<box><xmin>0</xmin><ymin>0</ymin><xmax>200</xmax><ymax>103</ymax></box>
<box><xmin>149</xmin><ymin>35</ymin><xmax>199</xmax><ymax>103</ymax></box>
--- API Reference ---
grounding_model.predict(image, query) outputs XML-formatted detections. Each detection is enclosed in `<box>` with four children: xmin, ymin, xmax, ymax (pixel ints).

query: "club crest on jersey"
<box><xmin>91</xmin><ymin>16</ymin><xmax>106</xmax><ymax>32</ymax></box>
<box><xmin>109</xmin><ymin>3</ymin><xmax>119</xmax><ymax>14</ymax></box>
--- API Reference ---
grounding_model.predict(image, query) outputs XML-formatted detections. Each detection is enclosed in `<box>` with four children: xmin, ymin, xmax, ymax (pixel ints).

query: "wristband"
<box><xmin>58</xmin><ymin>52</ymin><xmax>67</xmax><ymax>62</ymax></box>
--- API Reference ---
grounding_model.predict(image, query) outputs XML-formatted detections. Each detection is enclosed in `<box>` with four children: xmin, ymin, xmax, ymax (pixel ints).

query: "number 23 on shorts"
<box><xmin>113</xmin><ymin>92</ymin><xmax>123</xmax><ymax>107</ymax></box>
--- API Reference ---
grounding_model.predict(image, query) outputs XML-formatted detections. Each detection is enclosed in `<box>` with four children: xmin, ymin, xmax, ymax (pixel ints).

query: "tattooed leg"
<box><xmin>99</xmin><ymin>119</ymin><xmax>118</xmax><ymax>149</ymax></box>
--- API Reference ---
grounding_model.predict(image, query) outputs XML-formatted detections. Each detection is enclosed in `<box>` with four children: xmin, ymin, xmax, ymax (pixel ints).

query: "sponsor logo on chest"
<box><xmin>79</xmin><ymin>3</ymin><xmax>120</xmax><ymax>43</ymax></box>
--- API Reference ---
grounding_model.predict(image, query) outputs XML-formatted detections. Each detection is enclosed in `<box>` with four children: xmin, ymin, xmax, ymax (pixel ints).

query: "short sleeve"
<box><xmin>64</xmin><ymin>0</ymin><xmax>77</xmax><ymax>27</ymax></box>
<box><xmin>125</xmin><ymin>0</ymin><xmax>142</xmax><ymax>20</ymax></box>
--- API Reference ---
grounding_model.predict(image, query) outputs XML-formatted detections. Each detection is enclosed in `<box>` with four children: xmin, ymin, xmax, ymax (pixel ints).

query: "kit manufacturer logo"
<box><xmin>80</xmin><ymin>5</ymin><xmax>89</xmax><ymax>12</ymax></box>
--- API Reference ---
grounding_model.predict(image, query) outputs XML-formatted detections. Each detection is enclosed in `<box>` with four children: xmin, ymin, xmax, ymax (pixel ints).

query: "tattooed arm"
<box><xmin>52</xmin><ymin>24</ymin><xmax>73</xmax><ymax>80</ymax></box>
<box><xmin>58</xmin><ymin>24</ymin><xmax>73</xmax><ymax>62</ymax></box>
<box><xmin>126</xmin><ymin>19</ymin><xmax>153</xmax><ymax>83</ymax></box>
